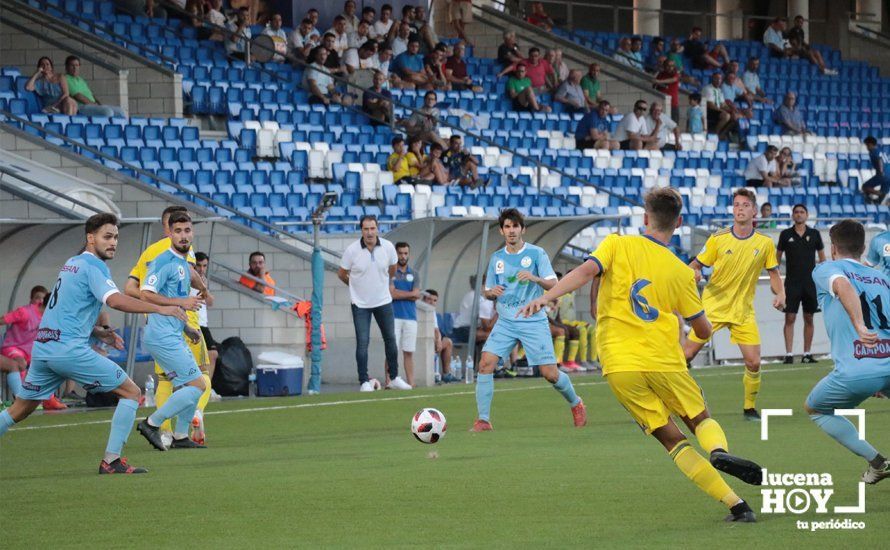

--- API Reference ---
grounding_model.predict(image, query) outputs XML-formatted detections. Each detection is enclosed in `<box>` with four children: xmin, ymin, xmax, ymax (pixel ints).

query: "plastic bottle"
<box><xmin>434</xmin><ymin>355</ymin><xmax>442</xmax><ymax>384</ymax></box>
<box><xmin>465</xmin><ymin>356</ymin><xmax>474</xmax><ymax>384</ymax></box>
<box><xmin>144</xmin><ymin>375</ymin><xmax>155</xmax><ymax>407</ymax></box>
<box><xmin>451</xmin><ymin>357</ymin><xmax>462</xmax><ymax>380</ymax></box>
<box><xmin>248</xmin><ymin>368</ymin><xmax>257</xmax><ymax>398</ymax></box>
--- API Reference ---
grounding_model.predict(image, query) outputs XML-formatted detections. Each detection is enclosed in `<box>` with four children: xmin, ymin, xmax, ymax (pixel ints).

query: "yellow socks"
<box><xmin>670</xmin><ymin>441</ymin><xmax>740</xmax><ymax>508</ymax></box>
<box><xmin>154</xmin><ymin>378</ymin><xmax>174</xmax><ymax>433</ymax></box>
<box><xmin>553</xmin><ymin>335</ymin><xmax>566</xmax><ymax>363</ymax></box>
<box><xmin>197</xmin><ymin>373</ymin><xmax>212</xmax><ymax>412</ymax></box>
<box><xmin>576</xmin><ymin>327</ymin><xmax>588</xmax><ymax>362</ymax></box>
<box><xmin>695</xmin><ymin>418</ymin><xmax>729</xmax><ymax>454</ymax></box>
<box><xmin>566</xmin><ymin>340</ymin><xmax>579</xmax><ymax>363</ymax></box>
<box><xmin>743</xmin><ymin>368</ymin><xmax>761</xmax><ymax>410</ymax></box>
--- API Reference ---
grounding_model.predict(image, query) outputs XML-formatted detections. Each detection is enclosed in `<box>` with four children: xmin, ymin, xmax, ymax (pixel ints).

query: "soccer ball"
<box><xmin>411</xmin><ymin>408</ymin><xmax>447</xmax><ymax>444</ymax></box>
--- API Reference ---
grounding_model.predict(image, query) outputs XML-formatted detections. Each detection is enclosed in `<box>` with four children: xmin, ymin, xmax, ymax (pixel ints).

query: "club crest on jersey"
<box><xmin>520</xmin><ymin>256</ymin><xmax>532</xmax><ymax>268</ymax></box>
<box><xmin>406</xmin><ymin>273</ymin><xmax>414</xmax><ymax>282</ymax></box>
<box><xmin>495</xmin><ymin>260</ymin><xmax>505</xmax><ymax>274</ymax></box>
<box><xmin>178</xmin><ymin>265</ymin><xmax>186</xmax><ymax>279</ymax></box>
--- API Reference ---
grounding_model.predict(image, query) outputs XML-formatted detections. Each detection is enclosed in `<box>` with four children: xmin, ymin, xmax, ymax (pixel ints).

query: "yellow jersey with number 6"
<box><xmin>589</xmin><ymin>234</ymin><xmax>705</xmax><ymax>374</ymax></box>
<box><xmin>695</xmin><ymin>228</ymin><xmax>778</xmax><ymax>324</ymax></box>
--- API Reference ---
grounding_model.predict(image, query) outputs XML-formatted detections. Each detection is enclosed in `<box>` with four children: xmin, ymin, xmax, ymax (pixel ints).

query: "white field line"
<box><xmin>7</xmin><ymin>365</ymin><xmax>820</xmax><ymax>432</ymax></box>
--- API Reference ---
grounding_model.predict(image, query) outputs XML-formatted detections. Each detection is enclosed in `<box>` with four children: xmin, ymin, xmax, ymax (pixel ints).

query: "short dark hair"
<box><xmin>733</xmin><ymin>188</ymin><xmax>757</xmax><ymax>206</ymax></box>
<box><xmin>168</xmin><ymin>211</ymin><xmax>192</xmax><ymax>227</ymax></box>
<box><xmin>689</xmin><ymin>92</ymin><xmax>702</xmax><ymax>102</ymax></box>
<box><xmin>528</xmin><ymin>47</ymin><xmax>540</xmax><ymax>55</ymax></box>
<box><xmin>425</xmin><ymin>289</ymin><xmax>438</xmax><ymax>297</ymax></box>
<box><xmin>85</xmin><ymin>212</ymin><xmax>118</xmax><ymax>235</ymax></box>
<box><xmin>644</xmin><ymin>187</ymin><xmax>683</xmax><ymax>232</ymax></box>
<box><xmin>652</xmin><ymin>37</ymin><xmax>664</xmax><ymax>46</ymax></box>
<box><xmin>395</xmin><ymin>241</ymin><xmax>409</xmax><ymax>250</ymax></box>
<box><xmin>631</xmin><ymin>36</ymin><xmax>642</xmax><ymax>43</ymax></box>
<box><xmin>761</xmin><ymin>202</ymin><xmax>773</xmax><ymax>209</ymax></box>
<box><xmin>408</xmin><ymin>38</ymin><xmax>421</xmax><ymax>46</ymax></box>
<box><xmin>359</xmin><ymin>214</ymin><xmax>378</xmax><ymax>228</ymax></box>
<box><xmin>391</xmin><ymin>135</ymin><xmax>404</xmax><ymax>147</ymax></box>
<box><xmin>864</xmin><ymin>136</ymin><xmax>878</xmax><ymax>146</ymax></box>
<box><xmin>162</xmin><ymin>205</ymin><xmax>188</xmax><ymax>226</ymax></box>
<box><xmin>765</xmin><ymin>145</ymin><xmax>779</xmax><ymax>154</ymax></box>
<box><xmin>633</xmin><ymin>99</ymin><xmax>648</xmax><ymax>111</ymax></box>
<box><xmin>30</xmin><ymin>285</ymin><xmax>48</xmax><ymax>299</ymax></box>
<box><xmin>362</xmin><ymin>6</ymin><xmax>375</xmax><ymax>15</ymax></box>
<box><xmin>64</xmin><ymin>55</ymin><xmax>80</xmax><ymax>67</ymax></box>
<box><xmin>691</xmin><ymin>26</ymin><xmax>702</xmax><ymax>33</ymax></box>
<box><xmin>792</xmin><ymin>203</ymin><xmax>808</xmax><ymax>213</ymax></box>
<box><xmin>381</xmin><ymin>3</ymin><xmax>392</xmax><ymax>12</ymax></box>
<box><xmin>334</xmin><ymin>15</ymin><xmax>345</xmax><ymax>23</ymax></box>
<box><xmin>195</xmin><ymin>252</ymin><xmax>209</xmax><ymax>262</ymax></box>
<box><xmin>498</xmin><ymin>207</ymin><xmax>525</xmax><ymax>229</ymax></box>
<box><xmin>323</xmin><ymin>32</ymin><xmax>336</xmax><ymax>40</ymax></box>
<box><xmin>249</xmin><ymin>251</ymin><xmax>265</xmax><ymax>261</ymax></box>
<box><xmin>829</xmin><ymin>220</ymin><xmax>866</xmax><ymax>257</ymax></box>
<box><xmin>430</xmin><ymin>143</ymin><xmax>443</xmax><ymax>154</ymax></box>
<box><xmin>301</xmin><ymin>17</ymin><xmax>312</xmax><ymax>25</ymax></box>
<box><xmin>449</xmin><ymin>135</ymin><xmax>462</xmax><ymax>142</ymax></box>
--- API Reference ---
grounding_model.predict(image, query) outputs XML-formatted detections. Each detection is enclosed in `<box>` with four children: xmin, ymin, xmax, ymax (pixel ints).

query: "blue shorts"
<box><xmin>806</xmin><ymin>372</ymin><xmax>890</xmax><ymax>413</ymax></box>
<box><xmin>482</xmin><ymin>317</ymin><xmax>557</xmax><ymax>366</ymax></box>
<box><xmin>145</xmin><ymin>337</ymin><xmax>202</xmax><ymax>387</ymax></box>
<box><xmin>20</xmin><ymin>349</ymin><xmax>127</xmax><ymax>401</ymax></box>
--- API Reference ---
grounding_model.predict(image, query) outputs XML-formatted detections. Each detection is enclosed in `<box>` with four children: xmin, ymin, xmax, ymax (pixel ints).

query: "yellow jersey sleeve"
<box><xmin>187</xmin><ymin>246</ymin><xmax>196</xmax><ymax>265</ymax></box>
<box><xmin>695</xmin><ymin>233</ymin><xmax>719</xmax><ymax>267</ymax></box>
<box><xmin>129</xmin><ymin>238</ymin><xmax>173</xmax><ymax>283</ymax></box>
<box><xmin>676</xmin><ymin>271</ymin><xmax>705</xmax><ymax>320</ymax></box>
<box><xmin>761</xmin><ymin>235</ymin><xmax>778</xmax><ymax>270</ymax></box>
<box><xmin>588</xmin><ymin>233</ymin><xmax>616</xmax><ymax>274</ymax></box>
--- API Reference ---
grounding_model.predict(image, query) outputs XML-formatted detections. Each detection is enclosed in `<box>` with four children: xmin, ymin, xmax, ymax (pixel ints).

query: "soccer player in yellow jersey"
<box><xmin>521</xmin><ymin>188</ymin><xmax>761</xmax><ymax>522</ymax></box>
<box><xmin>126</xmin><ymin>206</ymin><xmax>215</xmax><ymax>446</ymax></box>
<box><xmin>684</xmin><ymin>189</ymin><xmax>785</xmax><ymax>422</ymax></box>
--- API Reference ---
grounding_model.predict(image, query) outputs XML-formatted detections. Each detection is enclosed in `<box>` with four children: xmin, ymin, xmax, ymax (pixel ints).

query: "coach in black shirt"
<box><xmin>776</xmin><ymin>204</ymin><xmax>825</xmax><ymax>364</ymax></box>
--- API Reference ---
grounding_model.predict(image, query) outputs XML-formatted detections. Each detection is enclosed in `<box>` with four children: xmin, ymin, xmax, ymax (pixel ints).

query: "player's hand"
<box><xmin>516</xmin><ymin>271</ymin><xmax>537</xmax><ymax>283</ymax></box>
<box><xmin>95</xmin><ymin>326</ymin><xmax>125</xmax><ymax>350</ymax></box>
<box><xmin>160</xmin><ymin>305</ymin><xmax>189</xmax><ymax>323</ymax></box>
<box><xmin>184</xmin><ymin>326</ymin><xmax>202</xmax><ymax>344</ymax></box>
<box><xmin>488</xmin><ymin>285</ymin><xmax>505</xmax><ymax>298</ymax></box>
<box><xmin>518</xmin><ymin>297</ymin><xmax>548</xmax><ymax>318</ymax></box>
<box><xmin>772</xmin><ymin>293</ymin><xmax>786</xmax><ymax>311</ymax></box>
<box><xmin>854</xmin><ymin>323</ymin><xmax>879</xmax><ymax>348</ymax></box>
<box><xmin>435</xmin><ymin>340</ymin><xmax>442</xmax><ymax>353</ymax></box>
<box><xmin>200</xmin><ymin>289</ymin><xmax>215</xmax><ymax>308</ymax></box>
<box><xmin>180</xmin><ymin>295</ymin><xmax>205</xmax><ymax>311</ymax></box>
<box><xmin>693</xmin><ymin>269</ymin><xmax>703</xmax><ymax>283</ymax></box>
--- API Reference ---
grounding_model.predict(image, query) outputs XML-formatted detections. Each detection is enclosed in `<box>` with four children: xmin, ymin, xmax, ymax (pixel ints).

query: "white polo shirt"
<box><xmin>613</xmin><ymin>112</ymin><xmax>650</xmax><ymax>142</ymax></box>
<box><xmin>744</xmin><ymin>154</ymin><xmax>776</xmax><ymax>180</ymax></box>
<box><xmin>455</xmin><ymin>290</ymin><xmax>495</xmax><ymax>328</ymax></box>
<box><xmin>340</xmin><ymin>237</ymin><xmax>398</xmax><ymax>309</ymax></box>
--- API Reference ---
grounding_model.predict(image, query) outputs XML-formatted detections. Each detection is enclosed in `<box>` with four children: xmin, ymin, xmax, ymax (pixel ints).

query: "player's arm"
<box><xmin>106</xmin><ymin>293</ymin><xmax>188</xmax><ymax>322</ymax></box>
<box><xmin>390</xmin><ymin>282</ymin><xmax>420</xmax><ymax>300</ymax></box>
<box><xmin>337</xmin><ymin>267</ymin><xmax>350</xmax><ymax>285</ymax></box>
<box><xmin>688</xmin><ymin>258</ymin><xmax>705</xmax><ymax>283</ymax></box>
<box><xmin>140</xmin><ymin>288</ymin><xmax>203</xmax><ymax>311</ymax></box>
<box><xmin>516</xmin><ymin>270</ymin><xmax>557</xmax><ymax>290</ymax></box>
<box><xmin>125</xmin><ymin>276</ymin><xmax>142</xmax><ymax>299</ymax></box>
<box><xmin>520</xmin><ymin>260</ymin><xmax>600</xmax><ymax>318</ymax></box>
<box><xmin>687</xmin><ymin>313</ymin><xmax>712</xmax><ymax>341</ymax></box>
<box><xmin>817</xmin><ymin>249</ymin><xmax>826</xmax><ymax>263</ymax></box>
<box><xmin>832</xmin><ymin>277</ymin><xmax>878</xmax><ymax>347</ymax></box>
<box><xmin>589</xmin><ymin>276</ymin><xmax>600</xmax><ymax>320</ymax></box>
<box><xmin>768</xmin><ymin>268</ymin><xmax>785</xmax><ymax>310</ymax></box>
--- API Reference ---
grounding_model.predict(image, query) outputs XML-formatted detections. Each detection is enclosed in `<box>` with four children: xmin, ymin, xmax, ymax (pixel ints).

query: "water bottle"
<box><xmin>465</xmin><ymin>356</ymin><xmax>474</xmax><ymax>384</ymax></box>
<box><xmin>144</xmin><ymin>375</ymin><xmax>155</xmax><ymax>407</ymax></box>
<box><xmin>434</xmin><ymin>355</ymin><xmax>442</xmax><ymax>384</ymax></box>
<box><xmin>248</xmin><ymin>368</ymin><xmax>257</xmax><ymax>398</ymax></box>
<box><xmin>451</xmin><ymin>357</ymin><xmax>462</xmax><ymax>380</ymax></box>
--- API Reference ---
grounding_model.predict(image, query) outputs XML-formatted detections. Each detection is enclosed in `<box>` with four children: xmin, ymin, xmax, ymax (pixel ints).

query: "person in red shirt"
<box><xmin>526</xmin><ymin>2</ymin><xmax>554</xmax><ymax>31</ymax></box>
<box><xmin>444</xmin><ymin>42</ymin><xmax>478</xmax><ymax>91</ymax></box>
<box><xmin>522</xmin><ymin>47</ymin><xmax>554</xmax><ymax>92</ymax></box>
<box><xmin>653</xmin><ymin>58</ymin><xmax>681</xmax><ymax>123</ymax></box>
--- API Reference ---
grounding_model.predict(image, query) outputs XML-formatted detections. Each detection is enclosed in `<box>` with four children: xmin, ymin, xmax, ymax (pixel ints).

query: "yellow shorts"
<box><xmin>687</xmin><ymin>318</ymin><xmax>760</xmax><ymax>346</ymax></box>
<box><xmin>155</xmin><ymin>330</ymin><xmax>209</xmax><ymax>381</ymax></box>
<box><xmin>606</xmin><ymin>370</ymin><xmax>707</xmax><ymax>435</ymax></box>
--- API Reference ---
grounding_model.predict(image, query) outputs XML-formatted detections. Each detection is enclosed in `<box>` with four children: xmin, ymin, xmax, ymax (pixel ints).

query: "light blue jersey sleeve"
<box><xmin>535</xmin><ymin>247</ymin><xmax>556</xmax><ymax>281</ymax></box>
<box><xmin>867</xmin><ymin>232</ymin><xmax>890</xmax><ymax>277</ymax></box>
<box><xmin>142</xmin><ymin>255</ymin><xmax>172</xmax><ymax>294</ymax></box>
<box><xmin>87</xmin><ymin>261</ymin><xmax>120</xmax><ymax>304</ymax></box>
<box><xmin>812</xmin><ymin>261</ymin><xmax>845</xmax><ymax>299</ymax></box>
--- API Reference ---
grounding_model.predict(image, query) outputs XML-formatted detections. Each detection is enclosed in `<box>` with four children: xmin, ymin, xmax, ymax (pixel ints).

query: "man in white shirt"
<box><xmin>262</xmin><ymin>13</ymin><xmax>288</xmax><ymax>63</ymax></box>
<box><xmin>290</xmin><ymin>18</ymin><xmax>320</xmax><ymax>61</ymax></box>
<box><xmin>613</xmin><ymin>100</ymin><xmax>659</xmax><ymax>150</ymax></box>
<box><xmin>390</xmin><ymin>21</ymin><xmax>411</xmax><ymax>58</ymax></box>
<box><xmin>763</xmin><ymin>17</ymin><xmax>789</xmax><ymax>57</ymax></box>
<box><xmin>341</xmin><ymin>0</ymin><xmax>360</xmax><ymax>33</ymax></box>
<box><xmin>373</xmin><ymin>4</ymin><xmax>395</xmax><ymax>39</ymax></box>
<box><xmin>338</xmin><ymin>216</ymin><xmax>411</xmax><ymax>392</ymax></box>
<box><xmin>327</xmin><ymin>15</ymin><xmax>350</xmax><ymax>56</ymax></box>
<box><xmin>701</xmin><ymin>71</ymin><xmax>733</xmax><ymax>140</ymax></box>
<box><xmin>348</xmin><ymin>20</ymin><xmax>372</xmax><ymax>49</ymax></box>
<box><xmin>744</xmin><ymin>145</ymin><xmax>781</xmax><ymax>187</ymax></box>
<box><xmin>343</xmin><ymin>41</ymin><xmax>380</xmax><ymax>75</ymax></box>
<box><xmin>452</xmin><ymin>275</ymin><xmax>495</xmax><ymax>346</ymax></box>
<box><xmin>646</xmin><ymin>101</ymin><xmax>681</xmax><ymax>150</ymax></box>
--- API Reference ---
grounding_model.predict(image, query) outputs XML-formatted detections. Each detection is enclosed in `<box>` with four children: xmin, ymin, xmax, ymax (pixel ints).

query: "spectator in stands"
<box><xmin>344</xmin><ymin>40</ymin><xmax>380</xmax><ymax>75</ymax></box>
<box><xmin>554</xmin><ymin>69</ymin><xmax>587</xmax><ymax>113</ymax></box>
<box><xmin>341</xmin><ymin>0</ymin><xmax>359</xmax><ymax>33</ymax></box>
<box><xmin>787</xmin><ymin>15</ymin><xmax>837</xmax><ymax>75</ymax></box>
<box><xmin>773</xmin><ymin>91</ymin><xmax>808</xmax><ymax>135</ymax></box>
<box><xmin>443</xmin><ymin>135</ymin><xmax>482</xmax><ymax>188</ymax></box>
<box><xmin>240</xmin><ymin>251</ymin><xmax>276</xmax><ymax>295</ymax></box>
<box><xmin>453</xmin><ymin>275</ymin><xmax>494</xmax><ymax>346</ymax></box>
<box><xmin>497</xmin><ymin>31</ymin><xmax>523</xmax><ymax>69</ymax></box>
<box><xmin>526</xmin><ymin>2</ymin><xmax>555</xmax><ymax>31</ymax></box>
<box><xmin>667</xmin><ymin>37</ymin><xmax>700</xmax><ymax>87</ymax></box>
<box><xmin>575</xmin><ymin>100</ymin><xmax>618</xmax><ymax>150</ymax></box>
<box><xmin>193</xmin><ymin>252</ymin><xmax>219</xmax><ymax>378</ymax></box>
<box><xmin>290</xmin><ymin>18</ymin><xmax>321</xmax><ymax>61</ymax></box>
<box><xmin>327</xmin><ymin>16</ymin><xmax>350</xmax><ymax>56</ymax></box>
<box><xmin>701</xmin><ymin>71</ymin><xmax>734</xmax><ymax>140</ymax></box>
<box><xmin>506</xmin><ymin>64</ymin><xmax>551</xmax><ymax>113</ymax></box>
<box><xmin>613</xmin><ymin>36</ymin><xmax>636</xmax><ymax>68</ymax></box>
<box><xmin>388</xmin><ymin>136</ymin><xmax>412</xmax><ymax>183</ymax></box>
<box><xmin>614</xmin><ymin>99</ymin><xmax>658</xmax><ymax>150</ymax></box>
<box><xmin>413</xmin><ymin>5</ymin><xmax>440</xmax><ymax>51</ymax></box>
<box><xmin>262</xmin><ymin>13</ymin><xmax>287</xmax><ymax>63</ymax></box>
<box><xmin>653</xmin><ymin>58</ymin><xmax>681</xmax><ymax>122</ymax></box>
<box><xmin>548</xmin><ymin>49</ymin><xmax>569</xmax><ymax>85</ymax></box>
<box><xmin>63</xmin><ymin>56</ymin><xmax>126</xmax><ymax>118</ymax></box>
<box><xmin>683</xmin><ymin>26</ymin><xmax>730</xmax><ymax>69</ymax></box>
<box><xmin>422</xmin><ymin>290</ymin><xmax>458</xmax><ymax>383</ymax></box>
<box><xmin>304</xmin><ymin>47</ymin><xmax>353</xmax><ymax>107</ymax></box>
<box><xmin>418</xmin><ymin>143</ymin><xmax>450</xmax><ymax>184</ymax></box>
<box><xmin>306</xmin><ymin>8</ymin><xmax>321</xmax><ymax>35</ymax></box>
<box><xmin>391</xmin><ymin>21</ymin><xmax>412</xmax><ymax>58</ymax></box>
<box><xmin>743</xmin><ymin>145</ymin><xmax>781</xmax><ymax>188</ymax></box>
<box><xmin>424</xmin><ymin>44</ymin><xmax>450</xmax><ymax>90</ymax></box>
<box><xmin>361</xmin><ymin>6</ymin><xmax>378</xmax><ymax>38</ymax></box>
<box><xmin>862</xmin><ymin>136</ymin><xmax>890</xmax><ymax>205</ymax></box>
<box><xmin>721</xmin><ymin>72</ymin><xmax>753</xmax><ymax>121</ymax></box>
<box><xmin>362</xmin><ymin>70</ymin><xmax>392</xmax><ymax>125</ymax></box>
<box><xmin>348</xmin><ymin>20</ymin><xmax>372</xmax><ymax>49</ymax></box>
<box><xmin>339</xmin><ymin>216</ymin><xmax>411</xmax><ymax>392</ymax></box>
<box><xmin>522</xmin><ymin>47</ymin><xmax>555</xmax><ymax>92</ymax></box>
<box><xmin>393</xmin><ymin>39</ymin><xmax>432</xmax><ymax>89</ymax></box>
<box><xmin>321</xmin><ymin>34</ymin><xmax>347</xmax><ymax>76</ymax></box>
<box><xmin>26</xmin><ymin>57</ymin><xmax>75</xmax><ymax>115</ymax></box>
<box><xmin>445</xmin><ymin>42</ymin><xmax>477</xmax><ymax>91</ymax></box>
<box><xmin>406</xmin><ymin>137</ymin><xmax>426</xmax><ymax>178</ymax></box>
<box><xmin>646</xmin><ymin>101</ymin><xmax>680</xmax><ymax>151</ymax></box>
<box><xmin>200</xmin><ymin>0</ymin><xmax>226</xmax><ymax>41</ymax></box>
<box><xmin>758</xmin><ymin>202</ymin><xmax>777</xmax><ymax>229</ymax></box>
<box><xmin>374</xmin><ymin>4</ymin><xmax>395</xmax><ymax>40</ymax></box>
<box><xmin>763</xmin><ymin>17</ymin><xmax>789</xmax><ymax>58</ymax></box>
<box><xmin>225</xmin><ymin>7</ymin><xmax>252</xmax><ymax>61</ymax></box>
<box><xmin>742</xmin><ymin>57</ymin><xmax>772</xmax><ymax>104</ymax></box>
<box><xmin>400</xmin><ymin>90</ymin><xmax>445</xmax><ymax>147</ymax></box>
<box><xmin>377</xmin><ymin>45</ymin><xmax>411</xmax><ymax>90</ymax></box>
<box><xmin>645</xmin><ymin>37</ymin><xmax>666</xmax><ymax>73</ymax></box>
<box><xmin>397</xmin><ymin>5</ymin><xmax>419</xmax><ymax>40</ymax></box>
<box><xmin>580</xmin><ymin>63</ymin><xmax>602</xmax><ymax>110</ymax></box>
<box><xmin>687</xmin><ymin>92</ymin><xmax>705</xmax><ymax>135</ymax></box>
<box><xmin>450</xmin><ymin>0</ymin><xmax>474</xmax><ymax>46</ymax></box>
<box><xmin>389</xmin><ymin>242</ymin><xmax>420</xmax><ymax>387</ymax></box>
<box><xmin>629</xmin><ymin>36</ymin><xmax>645</xmax><ymax>70</ymax></box>
<box><xmin>776</xmin><ymin>146</ymin><xmax>798</xmax><ymax>185</ymax></box>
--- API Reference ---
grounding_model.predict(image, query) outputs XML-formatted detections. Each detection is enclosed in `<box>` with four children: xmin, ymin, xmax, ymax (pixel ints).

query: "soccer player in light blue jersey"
<box><xmin>865</xmin><ymin>229</ymin><xmax>890</xmax><ymax>279</ymax></box>
<box><xmin>471</xmin><ymin>209</ymin><xmax>586</xmax><ymax>432</ymax></box>
<box><xmin>805</xmin><ymin>220</ymin><xmax>890</xmax><ymax>484</ymax></box>
<box><xmin>136</xmin><ymin>211</ymin><xmax>208</xmax><ymax>451</ymax></box>
<box><xmin>0</xmin><ymin>213</ymin><xmax>188</xmax><ymax>474</ymax></box>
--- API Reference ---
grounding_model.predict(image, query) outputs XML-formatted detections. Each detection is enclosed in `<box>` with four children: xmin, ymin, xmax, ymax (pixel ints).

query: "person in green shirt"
<box><xmin>64</xmin><ymin>56</ymin><xmax>126</xmax><ymax>118</ymax></box>
<box><xmin>580</xmin><ymin>62</ymin><xmax>602</xmax><ymax>111</ymax></box>
<box><xmin>506</xmin><ymin>64</ymin><xmax>550</xmax><ymax>113</ymax></box>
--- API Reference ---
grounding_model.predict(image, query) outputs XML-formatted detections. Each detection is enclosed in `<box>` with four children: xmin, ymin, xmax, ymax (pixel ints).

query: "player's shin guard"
<box><xmin>475</xmin><ymin>373</ymin><xmax>494</xmax><ymax>422</ymax></box>
<box><xmin>148</xmin><ymin>386</ymin><xmax>202</xmax><ymax>427</ymax></box>
<box><xmin>695</xmin><ymin>418</ymin><xmax>729</xmax><ymax>453</ymax></box>
<box><xmin>105</xmin><ymin>398</ymin><xmax>138</xmax><ymax>462</ymax></box>
<box><xmin>743</xmin><ymin>368</ymin><xmax>761</xmax><ymax>409</ymax></box>
<box><xmin>196</xmin><ymin>373</ymin><xmax>212</xmax><ymax>412</ymax></box>
<box><xmin>553</xmin><ymin>371</ymin><xmax>581</xmax><ymax>407</ymax></box>
<box><xmin>553</xmin><ymin>336</ymin><xmax>566</xmax><ymax>363</ymax></box>
<box><xmin>0</xmin><ymin>409</ymin><xmax>15</xmax><ymax>436</ymax></box>
<box><xmin>6</xmin><ymin>371</ymin><xmax>23</xmax><ymax>397</ymax></box>
<box><xmin>670</xmin><ymin>441</ymin><xmax>740</xmax><ymax>508</ymax></box>
<box><xmin>154</xmin><ymin>378</ymin><xmax>174</xmax><ymax>433</ymax></box>
<box><xmin>566</xmin><ymin>340</ymin><xmax>579</xmax><ymax>363</ymax></box>
<box><xmin>810</xmin><ymin>413</ymin><xmax>879</xmax><ymax>462</ymax></box>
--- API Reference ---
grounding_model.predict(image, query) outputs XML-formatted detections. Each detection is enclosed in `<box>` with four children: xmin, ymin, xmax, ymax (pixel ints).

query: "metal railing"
<box><xmin>210</xmin><ymin>258</ymin><xmax>306</xmax><ymax>304</ymax></box>
<box><xmin>0</xmin><ymin>165</ymin><xmax>105</xmax><ymax>216</ymax></box>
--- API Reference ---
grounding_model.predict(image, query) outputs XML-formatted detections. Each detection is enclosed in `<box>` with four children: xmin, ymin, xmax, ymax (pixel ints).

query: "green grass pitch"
<box><xmin>2</xmin><ymin>360</ymin><xmax>889</xmax><ymax>548</ymax></box>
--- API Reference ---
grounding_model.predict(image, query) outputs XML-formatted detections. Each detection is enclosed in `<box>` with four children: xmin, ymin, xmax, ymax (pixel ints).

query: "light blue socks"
<box><xmin>148</xmin><ymin>385</ymin><xmax>202</xmax><ymax>427</ymax></box>
<box><xmin>553</xmin><ymin>371</ymin><xmax>582</xmax><ymax>407</ymax></box>
<box><xmin>811</xmin><ymin>413</ymin><xmax>879</xmax><ymax>461</ymax></box>
<box><xmin>104</xmin><ymin>398</ymin><xmax>138</xmax><ymax>462</ymax></box>
<box><xmin>174</xmin><ymin>402</ymin><xmax>198</xmax><ymax>439</ymax></box>
<box><xmin>0</xmin><ymin>409</ymin><xmax>15</xmax><ymax>437</ymax></box>
<box><xmin>476</xmin><ymin>373</ymin><xmax>494</xmax><ymax>422</ymax></box>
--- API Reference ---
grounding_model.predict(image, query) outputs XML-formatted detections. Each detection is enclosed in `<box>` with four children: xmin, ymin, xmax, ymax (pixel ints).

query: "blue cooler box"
<box><xmin>256</xmin><ymin>365</ymin><xmax>303</xmax><ymax>396</ymax></box>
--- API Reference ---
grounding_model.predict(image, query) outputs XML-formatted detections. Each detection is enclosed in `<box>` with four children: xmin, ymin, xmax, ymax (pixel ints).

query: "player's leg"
<box><xmin>524</xmin><ymin>320</ymin><xmax>585</xmax><ymax>426</ymax></box>
<box><xmin>187</xmin><ymin>332</ymin><xmax>212</xmax><ymax>445</ymax></box>
<box><xmin>0</xmin><ymin>358</ymin><xmax>62</xmax><ymax>435</ymax></box>
<box><xmin>472</xmin><ymin>321</ymin><xmax>516</xmax><ymax>430</ymax></box>
<box><xmin>783</xmin><ymin>312</ymin><xmax>797</xmax><ymax>362</ymax></box>
<box><xmin>730</xmin><ymin>319</ymin><xmax>763</xmax><ymax>420</ymax></box>
<box><xmin>801</xmin><ymin>287</ymin><xmax>819</xmax><ymax>363</ymax></box>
